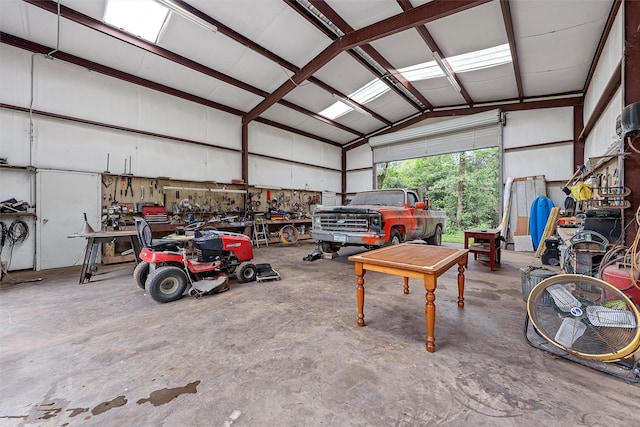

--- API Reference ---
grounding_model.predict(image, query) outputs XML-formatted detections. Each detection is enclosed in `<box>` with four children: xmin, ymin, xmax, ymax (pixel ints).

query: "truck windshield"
<box><xmin>348</xmin><ymin>190</ymin><xmax>404</xmax><ymax>207</ymax></box>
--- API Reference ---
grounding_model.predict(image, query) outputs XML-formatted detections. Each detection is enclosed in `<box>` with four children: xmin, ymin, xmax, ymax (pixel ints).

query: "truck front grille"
<box><xmin>316</xmin><ymin>214</ymin><xmax>369</xmax><ymax>232</ymax></box>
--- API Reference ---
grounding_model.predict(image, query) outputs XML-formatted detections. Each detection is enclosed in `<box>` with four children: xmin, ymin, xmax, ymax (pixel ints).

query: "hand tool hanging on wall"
<box><xmin>113</xmin><ymin>176</ymin><xmax>119</xmax><ymax>203</ymax></box>
<box><xmin>120</xmin><ymin>177</ymin><xmax>126</xmax><ymax>197</ymax></box>
<box><xmin>125</xmin><ymin>177</ymin><xmax>133</xmax><ymax>197</ymax></box>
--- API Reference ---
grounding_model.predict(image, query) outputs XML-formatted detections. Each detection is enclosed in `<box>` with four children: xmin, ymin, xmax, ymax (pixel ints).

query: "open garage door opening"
<box><xmin>376</xmin><ymin>147</ymin><xmax>500</xmax><ymax>243</ymax></box>
<box><xmin>369</xmin><ymin>110</ymin><xmax>504</xmax><ymax>243</ymax></box>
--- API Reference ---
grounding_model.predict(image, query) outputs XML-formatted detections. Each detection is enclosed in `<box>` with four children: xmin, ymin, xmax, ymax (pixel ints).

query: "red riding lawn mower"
<box><xmin>133</xmin><ymin>218</ymin><xmax>258</xmax><ymax>303</ymax></box>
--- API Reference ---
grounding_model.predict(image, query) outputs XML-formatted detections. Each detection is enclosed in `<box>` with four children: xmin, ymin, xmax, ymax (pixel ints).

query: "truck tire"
<box><xmin>426</xmin><ymin>225</ymin><xmax>442</xmax><ymax>246</ymax></box>
<box><xmin>321</xmin><ymin>242</ymin><xmax>340</xmax><ymax>253</ymax></box>
<box><xmin>389</xmin><ymin>230</ymin><xmax>402</xmax><ymax>246</ymax></box>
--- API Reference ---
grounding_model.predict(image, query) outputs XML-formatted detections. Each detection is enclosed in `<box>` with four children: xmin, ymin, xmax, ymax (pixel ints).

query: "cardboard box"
<box><xmin>514</xmin><ymin>216</ymin><xmax>529</xmax><ymax>236</ymax></box>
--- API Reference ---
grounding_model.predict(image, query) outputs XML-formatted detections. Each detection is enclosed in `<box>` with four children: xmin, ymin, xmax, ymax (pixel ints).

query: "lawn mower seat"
<box><xmin>134</xmin><ymin>217</ymin><xmax>182</xmax><ymax>251</ymax></box>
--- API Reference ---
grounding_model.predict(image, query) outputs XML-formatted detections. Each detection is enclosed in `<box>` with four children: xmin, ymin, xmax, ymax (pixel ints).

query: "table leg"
<box><xmin>403</xmin><ymin>277</ymin><xmax>409</xmax><ymax>294</ymax></box>
<box><xmin>489</xmin><ymin>239</ymin><xmax>495</xmax><ymax>271</ymax></box>
<box><xmin>80</xmin><ymin>237</ymin><xmax>101</xmax><ymax>284</ymax></box>
<box><xmin>355</xmin><ymin>263</ymin><xmax>366</xmax><ymax>327</ymax></box>
<box><xmin>457</xmin><ymin>262</ymin><xmax>466</xmax><ymax>308</ymax></box>
<box><xmin>424</xmin><ymin>275</ymin><xmax>437</xmax><ymax>353</ymax></box>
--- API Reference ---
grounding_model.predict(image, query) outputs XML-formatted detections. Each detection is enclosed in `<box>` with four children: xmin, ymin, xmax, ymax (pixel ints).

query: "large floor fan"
<box><xmin>525</xmin><ymin>274</ymin><xmax>640</xmax><ymax>382</ymax></box>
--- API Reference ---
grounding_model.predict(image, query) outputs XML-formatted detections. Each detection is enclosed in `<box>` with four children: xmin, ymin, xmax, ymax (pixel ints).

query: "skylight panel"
<box><xmin>447</xmin><ymin>44</ymin><xmax>512</xmax><ymax>73</ymax></box>
<box><xmin>104</xmin><ymin>0</ymin><xmax>169</xmax><ymax>43</ymax></box>
<box><xmin>319</xmin><ymin>44</ymin><xmax>513</xmax><ymax>120</ymax></box>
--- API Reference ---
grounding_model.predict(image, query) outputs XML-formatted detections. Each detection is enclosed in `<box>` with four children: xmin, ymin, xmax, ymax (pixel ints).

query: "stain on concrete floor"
<box><xmin>1</xmin><ymin>241</ymin><xmax>639</xmax><ymax>426</ymax></box>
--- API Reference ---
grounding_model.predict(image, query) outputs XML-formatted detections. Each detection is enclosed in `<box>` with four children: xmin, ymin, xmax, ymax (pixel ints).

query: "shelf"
<box><xmin>0</xmin><ymin>212</ymin><xmax>36</xmax><ymax>218</ymax></box>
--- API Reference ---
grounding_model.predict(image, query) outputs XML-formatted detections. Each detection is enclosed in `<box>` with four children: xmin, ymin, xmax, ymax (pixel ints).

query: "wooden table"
<box><xmin>348</xmin><ymin>244</ymin><xmax>468</xmax><ymax>353</ymax></box>
<box><xmin>464</xmin><ymin>228</ymin><xmax>501</xmax><ymax>271</ymax></box>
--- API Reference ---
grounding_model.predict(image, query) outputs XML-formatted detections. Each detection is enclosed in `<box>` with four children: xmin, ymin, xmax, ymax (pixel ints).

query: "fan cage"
<box><xmin>527</xmin><ymin>274</ymin><xmax>640</xmax><ymax>362</ymax></box>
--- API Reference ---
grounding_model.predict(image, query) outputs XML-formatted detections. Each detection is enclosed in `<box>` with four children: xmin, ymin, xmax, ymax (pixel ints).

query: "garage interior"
<box><xmin>1</xmin><ymin>0</ymin><xmax>640</xmax><ymax>425</ymax></box>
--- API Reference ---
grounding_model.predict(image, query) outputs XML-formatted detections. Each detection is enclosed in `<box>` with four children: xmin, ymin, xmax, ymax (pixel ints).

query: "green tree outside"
<box><xmin>377</xmin><ymin>148</ymin><xmax>499</xmax><ymax>243</ymax></box>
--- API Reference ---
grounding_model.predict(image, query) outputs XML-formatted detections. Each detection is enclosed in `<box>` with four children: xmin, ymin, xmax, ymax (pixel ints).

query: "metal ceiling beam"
<box><xmin>344</xmin><ymin>94</ymin><xmax>584</xmax><ymax>151</ymax></box>
<box><xmin>396</xmin><ymin>0</ymin><xmax>474</xmax><ymax>106</ymax></box>
<box><xmin>499</xmin><ymin>0</ymin><xmax>523</xmax><ymax>101</ymax></box>
<box><xmin>22</xmin><ymin>0</ymin><xmax>363</xmax><ymax>137</ymax></box>
<box><xmin>303</xmin><ymin>0</ymin><xmax>433</xmax><ymax>111</ymax></box>
<box><xmin>172</xmin><ymin>0</ymin><xmax>391</xmax><ymax>125</ymax></box>
<box><xmin>246</xmin><ymin>0</ymin><xmax>491</xmax><ymax>123</ymax></box>
<box><xmin>285</xmin><ymin>0</ymin><xmax>430</xmax><ymax>115</ymax></box>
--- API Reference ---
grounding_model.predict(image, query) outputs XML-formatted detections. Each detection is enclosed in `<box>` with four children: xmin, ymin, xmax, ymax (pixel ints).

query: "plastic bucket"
<box><xmin>521</xmin><ymin>267</ymin><xmax>557</xmax><ymax>304</ymax></box>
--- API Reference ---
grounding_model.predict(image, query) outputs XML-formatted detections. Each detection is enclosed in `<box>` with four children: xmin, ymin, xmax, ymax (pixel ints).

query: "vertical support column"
<box><xmin>573</xmin><ymin>104</ymin><xmax>584</xmax><ymax>170</ymax></box>
<box><xmin>341</xmin><ymin>147</ymin><xmax>348</xmax><ymax>205</ymax></box>
<box><xmin>241</xmin><ymin>121</ymin><xmax>249</xmax><ymax>185</ymax></box>
<box><xmin>623</xmin><ymin>0</ymin><xmax>640</xmax><ymax>245</ymax></box>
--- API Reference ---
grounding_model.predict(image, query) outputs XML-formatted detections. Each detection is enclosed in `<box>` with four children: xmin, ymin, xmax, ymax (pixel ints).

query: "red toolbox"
<box><xmin>602</xmin><ymin>263</ymin><xmax>640</xmax><ymax>305</ymax></box>
<box><xmin>142</xmin><ymin>205</ymin><xmax>169</xmax><ymax>223</ymax></box>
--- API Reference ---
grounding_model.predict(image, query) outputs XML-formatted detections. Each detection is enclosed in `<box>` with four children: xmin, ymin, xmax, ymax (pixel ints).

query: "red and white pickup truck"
<box><xmin>311</xmin><ymin>188</ymin><xmax>447</xmax><ymax>253</ymax></box>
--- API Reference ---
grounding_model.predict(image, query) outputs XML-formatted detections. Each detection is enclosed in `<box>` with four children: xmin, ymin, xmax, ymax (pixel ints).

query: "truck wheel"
<box><xmin>133</xmin><ymin>261</ymin><xmax>150</xmax><ymax>289</ymax></box>
<box><xmin>389</xmin><ymin>230</ymin><xmax>402</xmax><ymax>246</ymax></box>
<box><xmin>426</xmin><ymin>225</ymin><xmax>442</xmax><ymax>246</ymax></box>
<box><xmin>145</xmin><ymin>266</ymin><xmax>188</xmax><ymax>303</ymax></box>
<box><xmin>321</xmin><ymin>242</ymin><xmax>340</xmax><ymax>253</ymax></box>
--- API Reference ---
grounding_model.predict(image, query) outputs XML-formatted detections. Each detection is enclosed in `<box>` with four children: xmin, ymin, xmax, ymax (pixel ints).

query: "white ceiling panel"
<box><xmin>312</xmin><ymin>52</ymin><xmax>379</xmax><ymax>96</ymax></box>
<box><xmin>193</xmin><ymin>0</ymin><xmax>329</xmax><ymax>69</ymax></box>
<box><xmin>365</xmin><ymin>91</ymin><xmax>419</xmax><ymax>123</ymax></box>
<box><xmin>158</xmin><ymin>17</ymin><xmax>289</xmax><ymax>93</ymax></box>
<box><xmin>523</xmin><ymin>67</ymin><xmax>589</xmax><ymax>98</ymax></box>
<box><xmin>284</xmin><ymin>80</ymin><xmax>336</xmax><ymax>113</ymax></box>
<box><xmin>331</xmin><ymin>111</ymin><xmax>387</xmax><ymax>135</ymax></box>
<box><xmin>458</xmin><ymin>64</ymin><xmax>518</xmax><ymax>103</ymax></box>
<box><xmin>510</xmin><ymin>0</ymin><xmax>612</xmax><ymax>38</ymax></box>
<box><xmin>0</xmin><ymin>1</ymin><xmax>59</xmax><ymax>47</ymax></box>
<box><xmin>324</xmin><ymin>0</ymin><xmax>401</xmax><ymax>30</ymax></box>
<box><xmin>425</xmin><ymin>0</ymin><xmax>507</xmax><ymax>56</ymax></box>
<box><xmin>61</xmin><ymin>0</ymin><xmax>105</xmax><ymax>20</ymax></box>
<box><xmin>207</xmin><ymin>83</ymin><xmax>263</xmax><ymax>113</ymax></box>
<box><xmin>411</xmin><ymin>78</ymin><xmax>467</xmax><ymax>107</ymax></box>
<box><xmin>260</xmin><ymin>104</ymin><xmax>356</xmax><ymax>144</ymax></box>
<box><xmin>255</xmin><ymin>5</ymin><xmax>332</xmax><ymax>68</ymax></box>
<box><xmin>369</xmin><ymin>28</ymin><xmax>433</xmax><ymax>69</ymax></box>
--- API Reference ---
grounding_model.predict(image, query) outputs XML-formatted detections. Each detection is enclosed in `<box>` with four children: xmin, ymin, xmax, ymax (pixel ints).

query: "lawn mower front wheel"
<box><xmin>133</xmin><ymin>261</ymin><xmax>150</xmax><ymax>289</ymax></box>
<box><xmin>145</xmin><ymin>266</ymin><xmax>188</xmax><ymax>303</ymax></box>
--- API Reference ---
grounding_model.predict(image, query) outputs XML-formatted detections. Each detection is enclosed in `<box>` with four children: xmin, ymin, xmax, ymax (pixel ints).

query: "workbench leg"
<box><xmin>403</xmin><ymin>277</ymin><xmax>409</xmax><ymax>294</ymax></box>
<box><xmin>355</xmin><ymin>263</ymin><xmax>366</xmax><ymax>327</ymax></box>
<box><xmin>424</xmin><ymin>275</ymin><xmax>437</xmax><ymax>353</ymax></box>
<box><xmin>80</xmin><ymin>237</ymin><xmax>99</xmax><ymax>284</ymax></box>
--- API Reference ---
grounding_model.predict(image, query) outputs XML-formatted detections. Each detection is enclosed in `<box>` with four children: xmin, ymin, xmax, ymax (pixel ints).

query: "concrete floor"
<box><xmin>1</xmin><ymin>241</ymin><xmax>639</xmax><ymax>426</ymax></box>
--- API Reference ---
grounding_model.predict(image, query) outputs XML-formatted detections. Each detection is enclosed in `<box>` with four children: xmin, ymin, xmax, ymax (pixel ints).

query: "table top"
<box><xmin>68</xmin><ymin>230</ymin><xmax>137</xmax><ymax>238</ymax></box>
<box><xmin>348</xmin><ymin>244</ymin><xmax>468</xmax><ymax>274</ymax></box>
<box><xmin>464</xmin><ymin>228</ymin><xmax>501</xmax><ymax>235</ymax></box>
